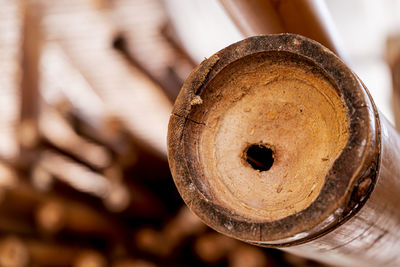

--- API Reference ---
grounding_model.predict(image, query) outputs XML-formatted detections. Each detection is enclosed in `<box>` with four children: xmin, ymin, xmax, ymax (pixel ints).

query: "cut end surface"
<box><xmin>198</xmin><ymin>52</ymin><xmax>349</xmax><ymax>221</ymax></box>
<box><xmin>168</xmin><ymin>34</ymin><xmax>378</xmax><ymax>245</ymax></box>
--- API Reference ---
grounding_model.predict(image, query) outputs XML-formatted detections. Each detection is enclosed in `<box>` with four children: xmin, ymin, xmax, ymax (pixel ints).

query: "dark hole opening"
<box><xmin>245</xmin><ymin>144</ymin><xmax>274</xmax><ymax>171</ymax></box>
<box><xmin>112</xmin><ymin>34</ymin><xmax>126</xmax><ymax>51</ymax></box>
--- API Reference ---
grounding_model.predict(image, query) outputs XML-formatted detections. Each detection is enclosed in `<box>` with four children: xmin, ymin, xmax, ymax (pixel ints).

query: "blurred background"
<box><xmin>0</xmin><ymin>0</ymin><xmax>400</xmax><ymax>266</ymax></box>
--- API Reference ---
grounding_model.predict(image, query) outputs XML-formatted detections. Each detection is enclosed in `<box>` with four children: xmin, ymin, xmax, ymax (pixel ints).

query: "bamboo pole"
<box><xmin>219</xmin><ymin>0</ymin><xmax>344</xmax><ymax>58</ymax></box>
<box><xmin>0</xmin><ymin>179</ymin><xmax>120</xmax><ymax>239</ymax></box>
<box><xmin>134</xmin><ymin>207</ymin><xmax>206</xmax><ymax>257</ymax></box>
<box><xmin>39</xmin><ymin>105</ymin><xmax>112</xmax><ymax>170</ymax></box>
<box><xmin>0</xmin><ymin>0</ymin><xmax>22</xmax><ymax>160</ymax></box>
<box><xmin>386</xmin><ymin>34</ymin><xmax>400</xmax><ymax>131</ymax></box>
<box><xmin>167</xmin><ymin>34</ymin><xmax>400</xmax><ymax>266</ymax></box>
<box><xmin>18</xmin><ymin>1</ymin><xmax>41</xmax><ymax>165</ymax></box>
<box><xmin>0</xmin><ymin>236</ymin><xmax>107</xmax><ymax>267</ymax></box>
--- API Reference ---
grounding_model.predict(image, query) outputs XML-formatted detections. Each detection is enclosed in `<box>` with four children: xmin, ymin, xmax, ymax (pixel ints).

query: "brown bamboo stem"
<box><xmin>219</xmin><ymin>0</ymin><xmax>344</xmax><ymax>58</ymax></box>
<box><xmin>386</xmin><ymin>34</ymin><xmax>400</xmax><ymax>131</ymax></box>
<box><xmin>0</xmin><ymin>180</ymin><xmax>120</xmax><ymax>239</ymax></box>
<box><xmin>18</xmin><ymin>1</ymin><xmax>41</xmax><ymax>155</ymax></box>
<box><xmin>167</xmin><ymin>34</ymin><xmax>400</xmax><ymax>266</ymax></box>
<box><xmin>134</xmin><ymin>207</ymin><xmax>206</xmax><ymax>256</ymax></box>
<box><xmin>39</xmin><ymin>106</ymin><xmax>112</xmax><ymax>170</ymax></box>
<box><xmin>0</xmin><ymin>236</ymin><xmax>107</xmax><ymax>267</ymax></box>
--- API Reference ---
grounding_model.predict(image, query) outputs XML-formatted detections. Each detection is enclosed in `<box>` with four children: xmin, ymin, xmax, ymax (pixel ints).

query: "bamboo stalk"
<box><xmin>38</xmin><ymin>0</ymin><xmax>172</xmax><ymax>158</ymax></box>
<box><xmin>0</xmin><ymin>179</ymin><xmax>120</xmax><ymax>239</ymax></box>
<box><xmin>167</xmin><ymin>34</ymin><xmax>400</xmax><ymax>266</ymax></box>
<box><xmin>0</xmin><ymin>235</ymin><xmax>107</xmax><ymax>267</ymax></box>
<box><xmin>109</xmin><ymin>0</ymin><xmax>195</xmax><ymax>101</ymax></box>
<box><xmin>193</xmin><ymin>232</ymin><xmax>238</xmax><ymax>264</ymax></box>
<box><xmin>386</xmin><ymin>34</ymin><xmax>400</xmax><ymax>131</ymax></box>
<box><xmin>39</xmin><ymin>106</ymin><xmax>112</xmax><ymax>169</ymax></box>
<box><xmin>0</xmin><ymin>0</ymin><xmax>22</xmax><ymax>160</ymax></box>
<box><xmin>18</xmin><ymin>1</ymin><xmax>41</xmax><ymax>163</ymax></box>
<box><xmin>219</xmin><ymin>0</ymin><xmax>344</xmax><ymax>58</ymax></box>
<box><xmin>39</xmin><ymin>105</ymin><xmax>112</xmax><ymax>170</ymax></box>
<box><xmin>111</xmin><ymin>259</ymin><xmax>157</xmax><ymax>267</ymax></box>
<box><xmin>36</xmin><ymin>150</ymin><xmax>165</xmax><ymax>216</ymax></box>
<box><xmin>37</xmin><ymin>150</ymin><xmax>131</xmax><ymax>212</ymax></box>
<box><xmin>134</xmin><ymin>207</ymin><xmax>206</xmax><ymax>256</ymax></box>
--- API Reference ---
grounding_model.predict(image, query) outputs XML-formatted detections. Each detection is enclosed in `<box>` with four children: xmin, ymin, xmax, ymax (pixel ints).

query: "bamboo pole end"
<box><xmin>168</xmin><ymin>34</ymin><xmax>380</xmax><ymax>246</ymax></box>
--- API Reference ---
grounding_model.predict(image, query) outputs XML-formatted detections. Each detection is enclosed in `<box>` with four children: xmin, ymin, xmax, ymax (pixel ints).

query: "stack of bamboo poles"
<box><xmin>0</xmin><ymin>0</ymin><xmax>327</xmax><ymax>266</ymax></box>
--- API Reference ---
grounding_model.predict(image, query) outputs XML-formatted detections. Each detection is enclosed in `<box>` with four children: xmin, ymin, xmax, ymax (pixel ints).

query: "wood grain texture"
<box><xmin>167</xmin><ymin>34</ymin><xmax>400</xmax><ymax>266</ymax></box>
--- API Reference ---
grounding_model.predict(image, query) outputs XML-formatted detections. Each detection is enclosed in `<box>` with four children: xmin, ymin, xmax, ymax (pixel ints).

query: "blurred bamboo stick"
<box><xmin>110</xmin><ymin>0</ymin><xmax>195</xmax><ymax>100</ymax></box>
<box><xmin>0</xmin><ymin>0</ymin><xmax>22</xmax><ymax>161</ymax></box>
<box><xmin>39</xmin><ymin>105</ymin><xmax>112</xmax><ymax>170</ymax></box>
<box><xmin>18</xmin><ymin>1</ymin><xmax>41</xmax><ymax>153</ymax></box>
<box><xmin>37</xmin><ymin>150</ymin><xmax>165</xmax><ymax>215</ymax></box>
<box><xmin>37</xmin><ymin>150</ymin><xmax>124</xmax><ymax>206</ymax></box>
<box><xmin>0</xmin><ymin>236</ymin><xmax>108</xmax><ymax>267</ymax></box>
<box><xmin>135</xmin><ymin>207</ymin><xmax>206</xmax><ymax>256</ymax></box>
<box><xmin>386</xmin><ymin>34</ymin><xmax>400</xmax><ymax>131</ymax></box>
<box><xmin>112</xmin><ymin>259</ymin><xmax>157</xmax><ymax>267</ymax></box>
<box><xmin>219</xmin><ymin>0</ymin><xmax>344</xmax><ymax>58</ymax></box>
<box><xmin>0</xmin><ymin>179</ymin><xmax>120</xmax><ymax>239</ymax></box>
<box><xmin>39</xmin><ymin>0</ymin><xmax>172</xmax><ymax>158</ymax></box>
<box><xmin>40</xmin><ymin>42</ymin><xmax>139</xmax><ymax>164</ymax></box>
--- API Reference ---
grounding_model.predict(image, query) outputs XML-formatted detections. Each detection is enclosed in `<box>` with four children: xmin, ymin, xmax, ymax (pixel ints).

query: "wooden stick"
<box><xmin>386</xmin><ymin>34</ymin><xmax>400</xmax><ymax>131</ymax></box>
<box><xmin>0</xmin><ymin>0</ymin><xmax>22</xmax><ymax>160</ymax></box>
<box><xmin>39</xmin><ymin>106</ymin><xmax>112</xmax><ymax>169</ymax></box>
<box><xmin>0</xmin><ymin>180</ymin><xmax>120</xmax><ymax>240</ymax></box>
<box><xmin>134</xmin><ymin>207</ymin><xmax>206</xmax><ymax>257</ymax></box>
<box><xmin>193</xmin><ymin>232</ymin><xmax>238</xmax><ymax>264</ymax></box>
<box><xmin>39</xmin><ymin>105</ymin><xmax>112</xmax><ymax>170</ymax></box>
<box><xmin>18</xmin><ymin>1</ymin><xmax>41</xmax><ymax>161</ymax></box>
<box><xmin>228</xmin><ymin>243</ymin><xmax>272</xmax><ymax>267</ymax></box>
<box><xmin>109</xmin><ymin>0</ymin><xmax>196</xmax><ymax>101</ymax></box>
<box><xmin>167</xmin><ymin>34</ymin><xmax>400</xmax><ymax>266</ymax></box>
<box><xmin>38</xmin><ymin>0</ymin><xmax>172</xmax><ymax>158</ymax></box>
<box><xmin>0</xmin><ymin>235</ymin><xmax>107</xmax><ymax>267</ymax></box>
<box><xmin>219</xmin><ymin>0</ymin><xmax>344</xmax><ymax>58</ymax></box>
<box><xmin>112</xmin><ymin>258</ymin><xmax>157</xmax><ymax>267</ymax></box>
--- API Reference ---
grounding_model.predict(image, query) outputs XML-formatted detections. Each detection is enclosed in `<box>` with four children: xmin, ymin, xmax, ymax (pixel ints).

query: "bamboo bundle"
<box><xmin>168</xmin><ymin>34</ymin><xmax>400</xmax><ymax>266</ymax></box>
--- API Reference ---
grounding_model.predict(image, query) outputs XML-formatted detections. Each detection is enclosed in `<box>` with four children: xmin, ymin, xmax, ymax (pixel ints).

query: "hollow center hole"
<box><xmin>244</xmin><ymin>144</ymin><xmax>274</xmax><ymax>171</ymax></box>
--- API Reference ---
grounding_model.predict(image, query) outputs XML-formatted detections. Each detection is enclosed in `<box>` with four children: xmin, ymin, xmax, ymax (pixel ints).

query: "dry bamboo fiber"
<box><xmin>167</xmin><ymin>34</ymin><xmax>400</xmax><ymax>267</ymax></box>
